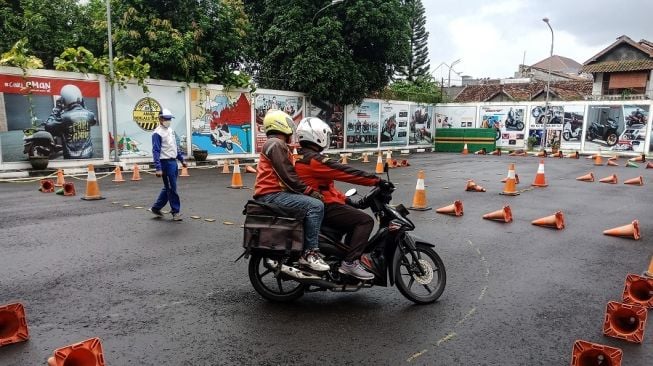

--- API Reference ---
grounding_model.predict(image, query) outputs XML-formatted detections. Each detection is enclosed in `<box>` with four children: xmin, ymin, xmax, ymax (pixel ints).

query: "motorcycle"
<box><xmin>586</xmin><ymin>118</ymin><xmax>619</xmax><ymax>146</ymax></box>
<box><xmin>504</xmin><ymin>116</ymin><xmax>524</xmax><ymax>131</ymax></box>
<box><xmin>562</xmin><ymin>118</ymin><xmax>582</xmax><ymax>141</ymax></box>
<box><xmin>240</xmin><ymin>169</ymin><xmax>446</xmax><ymax>304</ymax></box>
<box><xmin>22</xmin><ymin>122</ymin><xmax>61</xmax><ymax>158</ymax></box>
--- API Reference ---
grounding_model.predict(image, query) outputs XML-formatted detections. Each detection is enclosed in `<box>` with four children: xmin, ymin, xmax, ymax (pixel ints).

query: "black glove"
<box><xmin>346</xmin><ymin>197</ymin><xmax>364</xmax><ymax>209</ymax></box>
<box><xmin>377</xmin><ymin>179</ymin><xmax>394</xmax><ymax>191</ymax></box>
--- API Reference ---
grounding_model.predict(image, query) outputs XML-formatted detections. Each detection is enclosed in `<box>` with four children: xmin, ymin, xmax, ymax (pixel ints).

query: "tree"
<box><xmin>377</xmin><ymin>76</ymin><xmax>441</xmax><ymax>104</ymax></box>
<box><xmin>395</xmin><ymin>0</ymin><xmax>430</xmax><ymax>81</ymax></box>
<box><xmin>244</xmin><ymin>0</ymin><xmax>411</xmax><ymax>105</ymax></box>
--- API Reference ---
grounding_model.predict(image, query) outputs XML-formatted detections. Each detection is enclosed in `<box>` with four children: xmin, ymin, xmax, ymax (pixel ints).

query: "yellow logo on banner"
<box><xmin>132</xmin><ymin>98</ymin><xmax>162</xmax><ymax>131</ymax></box>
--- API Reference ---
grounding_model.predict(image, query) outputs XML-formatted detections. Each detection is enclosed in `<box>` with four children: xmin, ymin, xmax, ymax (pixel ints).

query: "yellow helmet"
<box><xmin>263</xmin><ymin>110</ymin><xmax>294</xmax><ymax>136</ymax></box>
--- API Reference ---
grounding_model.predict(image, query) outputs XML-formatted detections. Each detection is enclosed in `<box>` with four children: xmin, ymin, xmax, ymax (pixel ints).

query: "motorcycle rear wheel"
<box><xmin>605</xmin><ymin>133</ymin><xmax>618</xmax><ymax>146</ymax></box>
<box><xmin>395</xmin><ymin>244</ymin><xmax>446</xmax><ymax>304</ymax></box>
<box><xmin>562</xmin><ymin>131</ymin><xmax>571</xmax><ymax>141</ymax></box>
<box><xmin>248</xmin><ymin>254</ymin><xmax>305</xmax><ymax>302</ymax></box>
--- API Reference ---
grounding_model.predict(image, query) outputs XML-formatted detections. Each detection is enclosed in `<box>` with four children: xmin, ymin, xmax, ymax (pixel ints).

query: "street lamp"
<box><xmin>448</xmin><ymin>59</ymin><xmax>461</xmax><ymax>87</ymax></box>
<box><xmin>106</xmin><ymin>0</ymin><xmax>119</xmax><ymax>162</ymax></box>
<box><xmin>542</xmin><ymin>17</ymin><xmax>554</xmax><ymax>150</ymax></box>
<box><xmin>312</xmin><ymin>0</ymin><xmax>344</xmax><ymax>24</ymax></box>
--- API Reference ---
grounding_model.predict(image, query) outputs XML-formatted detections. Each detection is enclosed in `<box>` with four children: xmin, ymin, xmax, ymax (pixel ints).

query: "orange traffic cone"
<box><xmin>436</xmin><ymin>200</ymin><xmax>463</xmax><ymax>216</ymax></box>
<box><xmin>0</xmin><ymin>302</ymin><xmax>29</xmax><ymax>346</ymax></box>
<box><xmin>607</xmin><ymin>159</ymin><xmax>619</xmax><ymax>166</ymax></box>
<box><xmin>483</xmin><ymin>206</ymin><xmax>512</xmax><ymax>223</ymax></box>
<box><xmin>608</xmin><ymin>155</ymin><xmax>618</xmax><ymax>161</ymax></box>
<box><xmin>621</xmin><ymin>274</ymin><xmax>653</xmax><ymax>308</ymax></box>
<box><xmin>400</xmin><ymin>159</ymin><xmax>410</xmax><ymax>167</ymax></box>
<box><xmin>465</xmin><ymin>180</ymin><xmax>486</xmax><ymax>192</ymax></box>
<box><xmin>594</xmin><ymin>154</ymin><xmax>603</xmax><ymax>166</ymax></box>
<box><xmin>408</xmin><ymin>170</ymin><xmax>431</xmax><ymax>211</ymax></box>
<box><xmin>602</xmin><ymin>301</ymin><xmax>647</xmax><ymax>343</ymax></box>
<box><xmin>532</xmin><ymin>211</ymin><xmax>565</xmax><ymax>230</ymax></box>
<box><xmin>462</xmin><ymin>143</ymin><xmax>468</xmax><ymax>155</ymax></box>
<box><xmin>179</xmin><ymin>165</ymin><xmax>190</xmax><ymax>177</ymax></box>
<box><xmin>47</xmin><ymin>338</ymin><xmax>104</xmax><ymax>366</ymax></box>
<box><xmin>565</xmin><ymin>151</ymin><xmax>579</xmax><ymax>159</ymax></box>
<box><xmin>54</xmin><ymin>169</ymin><xmax>65</xmax><ymax>187</ymax></box>
<box><xmin>624</xmin><ymin>176</ymin><xmax>643</xmax><ymax>186</ymax></box>
<box><xmin>576</xmin><ymin>172</ymin><xmax>594</xmax><ymax>182</ymax></box>
<box><xmin>245</xmin><ymin>165</ymin><xmax>257</xmax><ymax>174</ymax></box>
<box><xmin>570</xmin><ymin>340</ymin><xmax>623</xmax><ymax>366</ymax></box>
<box><xmin>390</xmin><ymin>159</ymin><xmax>400</xmax><ymax>168</ymax></box>
<box><xmin>599</xmin><ymin>174</ymin><xmax>618</xmax><ymax>184</ymax></box>
<box><xmin>361</xmin><ymin>153</ymin><xmax>370</xmax><ymax>163</ymax></box>
<box><xmin>604</xmin><ymin>220</ymin><xmax>640</xmax><ymax>240</ymax></box>
<box><xmin>552</xmin><ymin>151</ymin><xmax>563</xmax><ymax>158</ymax></box>
<box><xmin>474</xmin><ymin>148</ymin><xmax>486</xmax><ymax>155</ymax></box>
<box><xmin>228</xmin><ymin>160</ymin><xmax>243</xmax><ymax>189</ymax></box>
<box><xmin>536</xmin><ymin>150</ymin><xmax>547</xmax><ymax>158</ymax></box>
<box><xmin>645</xmin><ymin>257</ymin><xmax>653</xmax><ymax>278</ymax></box>
<box><xmin>385</xmin><ymin>150</ymin><xmax>392</xmax><ymax>165</ymax></box>
<box><xmin>375</xmin><ymin>152</ymin><xmax>384</xmax><ymax>174</ymax></box>
<box><xmin>500</xmin><ymin>163</ymin><xmax>519</xmax><ymax>196</ymax></box>
<box><xmin>221</xmin><ymin>160</ymin><xmax>230</xmax><ymax>174</ymax></box>
<box><xmin>501</xmin><ymin>173</ymin><xmax>520</xmax><ymax>184</ymax></box>
<box><xmin>531</xmin><ymin>159</ymin><xmax>548</xmax><ymax>187</ymax></box>
<box><xmin>39</xmin><ymin>179</ymin><xmax>55</xmax><ymax>193</ymax></box>
<box><xmin>111</xmin><ymin>166</ymin><xmax>125</xmax><ymax>182</ymax></box>
<box><xmin>81</xmin><ymin>165</ymin><xmax>104</xmax><ymax>200</ymax></box>
<box><xmin>646</xmin><ymin>162</ymin><xmax>653</xmax><ymax>169</ymax></box>
<box><xmin>131</xmin><ymin>165</ymin><xmax>142</xmax><ymax>181</ymax></box>
<box><xmin>489</xmin><ymin>148</ymin><xmax>501</xmax><ymax>156</ymax></box>
<box><xmin>62</xmin><ymin>182</ymin><xmax>76</xmax><ymax>196</ymax></box>
<box><xmin>340</xmin><ymin>154</ymin><xmax>349</xmax><ymax>164</ymax></box>
<box><xmin>629</xmin><ymin>154</ymin><xmax>646</xmax><ymax>163</ymax></box>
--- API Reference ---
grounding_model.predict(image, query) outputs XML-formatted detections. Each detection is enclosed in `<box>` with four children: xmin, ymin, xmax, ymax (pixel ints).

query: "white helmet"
<box><xmin>297</xmin><ymin>117</ymin><xmax>332</xmax><ymax>150</ymax></box>
<box><xmin>60</xmin><ymin>85</ymin><xmax>83</xmax><ymax>107</ymax></box>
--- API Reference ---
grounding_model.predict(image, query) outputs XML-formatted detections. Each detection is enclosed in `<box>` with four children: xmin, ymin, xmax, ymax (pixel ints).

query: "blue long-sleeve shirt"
<box><xmin>152</xmin><ymin>125</ymin><xmax>184</xmax><ymax>171</ymax></box>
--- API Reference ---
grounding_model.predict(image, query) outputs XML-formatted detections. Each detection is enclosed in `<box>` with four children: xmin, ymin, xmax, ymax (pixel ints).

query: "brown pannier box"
<box><xmin>243</xmin><ymin>200</ymin><xmax>305</xmax><ymax>252</ymax></box>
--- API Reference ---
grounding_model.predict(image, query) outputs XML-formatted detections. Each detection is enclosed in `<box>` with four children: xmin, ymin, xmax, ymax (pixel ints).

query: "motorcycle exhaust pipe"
<box><xmin>265</xmin><ymin>259</ymin><xmax>325</xmax><ymax>281</ymax></box>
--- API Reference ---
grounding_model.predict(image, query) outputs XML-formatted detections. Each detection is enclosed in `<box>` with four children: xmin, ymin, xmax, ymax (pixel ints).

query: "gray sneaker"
<box><xmin>149</xmin><ymin>207</ymin><xmax>163</xmax><ymax>217</ymax></box>
<box><xmin>299</xmin><ymin>250</ymin><xmax>330</xmax><ymax>272</ymax></box>
<box><xmin>172</xmin><ymin>213</ymin><xmax>183</xmax><ymax>221</ymax></box>
<box><xmin>339</xmin><ymin>260</ymin><xmax>374</xmax><ymax>280</ymax></box>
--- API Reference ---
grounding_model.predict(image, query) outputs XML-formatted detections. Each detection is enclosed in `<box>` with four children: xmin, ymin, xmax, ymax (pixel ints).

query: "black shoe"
<box><xmin>149</xmin><ymin>207</ymin><xmax>163</xmax><ymax>217</ymax></box>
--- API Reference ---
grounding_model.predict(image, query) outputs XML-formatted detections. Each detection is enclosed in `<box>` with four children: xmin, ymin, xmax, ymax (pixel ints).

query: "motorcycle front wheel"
<box><xmin>605</xmin><ymin>133</ymin><xmax>618</xmax><ymax>146</ymax></box>
<box><xmin>248</xmin><ymin>254</ymin><xmax>305</xmax><ymax>302</ymax></box>
<box><xmin>516</xmin><ymin>122</ymin><xmax>524</xmax><ymax>131</ymax></box>
<box><xmin>562</xmin><ymin>131</ymin><xmax>571</xmax><ymax>141</ymax></box>
<box><xmin>395</xmin><ymin>243</ymin><xmax>446</xmax><ymax>304</ymax></box>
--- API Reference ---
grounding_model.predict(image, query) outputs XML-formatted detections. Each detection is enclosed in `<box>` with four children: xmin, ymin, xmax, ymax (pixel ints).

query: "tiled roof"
<box><xmin>581</xmin><ymin>59</ymin><xmax>653</xmax><ymax>73</ymax></box>
<box><xmin>532</xmin><ymin>55</ymin><xmax>582</xmax><ymax>74</ymax></box>
<box><xmin>583</xmin><ymin>35</ymin><xmax>653</xmax><ymax>65</ymax></box>
<box><xmin>453</xmin><ymin>80</ymin><xmax>592</xmax><ymax>103</ymax></box>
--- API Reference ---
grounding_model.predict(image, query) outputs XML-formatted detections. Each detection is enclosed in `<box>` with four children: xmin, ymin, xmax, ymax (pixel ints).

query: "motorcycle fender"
<box><xmin>389</xmin><ymin>234</ymin><xmax>434</xmax><ymax>286</ymax></box>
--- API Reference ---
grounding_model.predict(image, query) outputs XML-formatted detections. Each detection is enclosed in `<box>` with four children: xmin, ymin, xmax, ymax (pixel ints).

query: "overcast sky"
<box><xmin>424</xmin><ymin>0</ymin><xmax>653</xmax><ymax>83</ymax></box>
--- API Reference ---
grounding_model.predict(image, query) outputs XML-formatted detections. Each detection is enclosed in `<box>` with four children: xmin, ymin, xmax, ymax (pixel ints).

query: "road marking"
<box><xmin>436</xmin><ymin>332</ymin><xmax>457</xmax><ymax>346</ymax></box>
<box><xmin>478</xmin><ymin>286</ymin><xmax>488</xmax><ymax>300</ymax></box>
<box><xmin>407</xmin><ymin>349</ymin><xmax>428</xmax><ymax>362</ymax></box>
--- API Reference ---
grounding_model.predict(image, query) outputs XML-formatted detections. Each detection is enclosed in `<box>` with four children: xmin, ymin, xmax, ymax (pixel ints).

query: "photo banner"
<box><xmin>584</xmin><ymin>105</ymin><xmax>625</xmax><ymax>152</ymax></box>
<box><xmin>528</xmin><ymin>105</ymin><xmax>564</xmax><ymax>149</ymax></box>
<box><xmin>307</xmin><ymin>100</ymin><xmax>344</xmax><ymax>149</ymax></box>
<box><xmin>113</xmin><ymin>84</ymin><xmax>187</xmax><ymax>158</ymax></box>
<box><xmin>618</xmin><ymin>105</ymin><xmax>648</xmax><ymax>153</ymax></box>
<box><xmin>480</xmin><ymin>106</ymin><xmax>526</xmax><ymax>148</ymax></box>
<box><xmin>380</xmin><ymin>102</ymin><xmax>409</xmax><ymax>146</ymax></box>
<box><xmin>0</xmin><ymin>74</ymin><xmax>102</xmax><ymax>162</ymax></box>
<box><xmin>254</xmin><ymin>94</ymin><xmax>303</xmax><ymax>152</ymax></box>
<box><xmin>434</xmin><ymin>105</ymin><xmax>477</xmax><ymax>129</ymax></box>
<box><xmin>409</xmin><ymin>104</ymin><xmax>433</xmax><ymax>145</ymax></box>
<box><xmin>189</xmin><ymin>89</ymin><xmax>252</xmax><ymax>154</ymax></box>
<box><xmin>346</xmin><ymin>101</ymin><xmax>380</xmax><ymax>148</ymax></box>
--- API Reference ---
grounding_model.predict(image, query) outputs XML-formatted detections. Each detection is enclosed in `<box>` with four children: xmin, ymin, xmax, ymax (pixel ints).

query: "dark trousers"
<box><xmin>324</xmin><ymin>203</ymin><xmax>374</xmax><ymax>262</ymax></box>
<box><xmin>153</xmin><ymin>159</ymin><xmax>181</xmax><ymax>214</ymax></box>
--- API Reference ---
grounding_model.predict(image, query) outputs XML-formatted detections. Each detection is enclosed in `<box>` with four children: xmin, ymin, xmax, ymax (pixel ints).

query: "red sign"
<box><xmin>0</xmin><ymin>74</ymin><xmax>101</xmax><ymax>98</ymax></box>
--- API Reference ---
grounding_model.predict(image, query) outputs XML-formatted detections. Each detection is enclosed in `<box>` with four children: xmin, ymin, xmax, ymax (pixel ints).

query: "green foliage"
<box><xmin>0</xmin><ymin>38</ymin><xmax>44</xmax><ymax>70</ymax></box>
<box><xmin>378</xmin><ymin>76</ymin><xmax>441</xmax><ymax>104</ymax></box>
<box><xmin>395</xmin><ymin>0</ymin><xmax>430</xmax><ymax>81</ymax></box>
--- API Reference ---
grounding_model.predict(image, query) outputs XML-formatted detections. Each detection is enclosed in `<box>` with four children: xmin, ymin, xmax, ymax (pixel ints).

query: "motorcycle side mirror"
<box><xmin>345</xmin><ymin>188</ymin><xmax>357</xmax><ymax>197</ymax></box>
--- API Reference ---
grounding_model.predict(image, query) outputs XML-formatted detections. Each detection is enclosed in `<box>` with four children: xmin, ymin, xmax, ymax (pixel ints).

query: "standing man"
<box><xmin>149</xmin><ymin>108</ymin><xmax>186</xmax><ymax>221</ymax></box>
<box><xmin>45</xmin><ymin>84</ymin><xmax>97</xmax><ymax>159</ymax></box>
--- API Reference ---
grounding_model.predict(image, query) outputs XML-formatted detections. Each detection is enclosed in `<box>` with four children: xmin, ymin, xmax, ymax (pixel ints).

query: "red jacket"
<box><xmin>295</xmin><ymin>147</ymin><xmax>379</xmax><ymax>204</ymax></box>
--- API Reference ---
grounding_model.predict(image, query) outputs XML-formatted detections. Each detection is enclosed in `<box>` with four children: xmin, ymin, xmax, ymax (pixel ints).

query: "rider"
<box><xmin>45</xmin><ymin>84</ymin><xmax>97</xmax><ymax>159</ymax></box>
<box><xmin>253</xmin><ymin>110</ymin><xmax>330</xmax><ymax>272</ymax></box>
<box><xmin>294</xmin><ymin>117</ymin><xmax>387</xmax><ymax>280</ymax></box>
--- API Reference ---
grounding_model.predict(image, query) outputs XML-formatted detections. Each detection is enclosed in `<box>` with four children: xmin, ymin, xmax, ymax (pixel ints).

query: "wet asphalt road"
<box><xmin>0</xmin><ymin>153</ymin><xmax>652</xmax><ymax>365</ymax></box>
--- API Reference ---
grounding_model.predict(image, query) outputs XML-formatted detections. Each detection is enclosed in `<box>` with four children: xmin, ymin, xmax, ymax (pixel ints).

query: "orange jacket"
<box><xmin>254</xmin><ymin>137</ymin><xmax>314</xmax><ymax>198</ymax></box>
<box><xmin>295</xmin><ymin>147</ymin><xmax>379</xmax><ymax>204</ymax></box>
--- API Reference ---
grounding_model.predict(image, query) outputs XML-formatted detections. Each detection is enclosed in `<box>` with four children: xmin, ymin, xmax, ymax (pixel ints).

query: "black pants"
<box><xmin>324</xmin><ymin>203</ymin><xmax>374</xmax><ymax>262</ymax></box>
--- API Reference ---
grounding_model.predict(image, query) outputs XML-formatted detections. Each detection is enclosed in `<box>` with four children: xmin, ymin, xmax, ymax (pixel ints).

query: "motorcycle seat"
<box><xmin>321</xmin><ymin>225</ymin><xmax>344</xmax><ymax>243</ymax></box>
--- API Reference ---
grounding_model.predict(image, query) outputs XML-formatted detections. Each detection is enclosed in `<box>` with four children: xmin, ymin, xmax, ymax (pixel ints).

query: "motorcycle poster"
<box><xmin>434</xmin><ymin>105</ymin><xmax>477</xmax><ymax>128</ymax></box>
<box><xmin>0</xmin><ymin>74</ymin><xmax>102</xmax><ymax>162</ymax></box>
<box><xmin>254</xmin><ymin>93</ymin><xmax>303</xmax><ymax>152</ymax></box>
<box><xmin>306</xmin><ymin>100</ymin><xmax>344</xmax><ymax>150</ymax></box>
<box><xmin>528</xmin><ymin>105</ymin><xmax>564</xmax><ymax>149</ymax></box>
<box><xmin>380</xmin><ymin>102</ymin><xmax>409</xmax><ymax>146</ymax></box>
<box><xmin>617</xmin><ymin>105</ymin><xmax>648</xmax><ymax>154</ymax></box>
<box><xmin>189</xmin><ymin>89</ymin><xmax>253</xmax><ymax>155</ymax></box>
<box><xmin>480</xmin><ymin>106</ymin><xmax>526</xmax><ymax>148</ymax></box>
<box><xmin>409</xmin><ymin>104</ymin><xmax>433</xmax><ymax>145</ymax></box>
<box><xmin>346</xmin><ymin>101</ymin><xmax>380</xmax><ymax>148</ymax></box>
<box><xmin>584</xmin><ymin>105</ymin><xmax>625</xmax><ymax>152</ymax></box>
<box><xmin>113</xmin><ymin>84</ymin><xmax>187</xmax><ymax>158</ymax></box>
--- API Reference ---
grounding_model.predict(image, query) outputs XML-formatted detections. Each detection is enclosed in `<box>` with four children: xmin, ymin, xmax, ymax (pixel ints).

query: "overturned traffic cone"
<box><xmin>622</xmin><ymin>274</ymin><xmax>653</xmax><ymax>309</ymax></box>
<box><xmin>221</xmin><ymin>160</ymin><xmax>230</xmax><ymax>174</ymax></box>
<box><xmin>607</xmin><ymin>159</ymin><xmax>619</xmax><ymax>166</ymax></box>
<box><xmin>482</xmin><ymin>205</ymin><xmax>512</xmax><ymax>223</ymax></box>
<box><xmin>80</xmin><ymin>165</ymin><xmax>104</xmax><ymax>201</ymax></box>
<box><xmin>39</xmin><ymin>179</ymin><xmax>55</xmax><ymax>193</ymax></box>
<box><xmin>400</xmin><ymin>159</ymin><xmax>410</xmax><ymax>167</ymax></box>
<box><xmin>603</xmin><ymin>220</ymin><xmax>640</xmax><ymax>240</ymax></box>
<box><xmin>565</xmin><ymin>151</ymin><xmax>579</xmax><ymax>159</ymax></box>
<box><xmin>465</xmin><ymin>179</ymin><xmax>486</xmax><ymax>192</ymax></box>
<box><xmin>599</xmin><ymin>174</ymin><xmax>618</xmax><ymax>184</ymax></box>
<box><xmin>624</xmin><ymin>176</ymin><xmax>643</xmax><ymax>186</ymax></box>
<box><xmin>47</xmin><ymin>337</ymin><xmax>105</xmax><ymax>366</ymax></box>
<box><xmin>462</xmin><ymin>143</ymin><xmax>468</xmax><ymax>155</ymax></box>
<box><xmin>245</xmin><ymin>164</ymin><xmax>257</xmax><ymax>174</ymax></box>
<box><xmin>130</xmin><ymin>165</ymin><xmax>142</xmax><ymax>181</ymax></box>
<box><xmin>179</xmin><ymin>165</ymin><xmax>190</xmax><ymax>177</ymax></box>
<box><xmin>629</xmin><ymin>154</ymin><xmax>646</xmax><ymax>163</ymax></box>
<box><xmin>531</xmin><ymin>211</ymin><xmax>565</xmax><ymax>230</ymax></box>
<box><xmin>361</xmin><ymin>152</ymin><xmax>370</xmax><ymax>163</ymax></box>
<box><xmin>340</xmin><ymin>154</ymin><xmax>349</xmax><ymax>164</ymax></box>
<box><xmin>570</xmin><ymin>340</ymin><xmax>622</xmax><ymax>366</ymax></box>
<box><xmin>62</xmin><ymin>182</ymin><xmax>76</xmax><ymax>196</ymax></box>
<box><xmin>0</xmin><ymin>303</ymin><xmax>29</xmax><ymax>347</ymax></box>
<box><xmin>375</xmin><ymin>153</ymin><xmax>384</xmax><ymax>174</ymax></box>
<box><xmin>626</xmin><ymin>161</ymin><xmax>639</xmax><ymax>168</ymax></box>
<box><xmin>594</xmin><ymin>154</ymin><xmax>604</xmax><ymax>166</ymax></box>
<box><xmin>489</xmin><ymin>148</ymin><xmax>501</xmax><ymax>156</ymax></box>
<box><xmin>576</xmin><ymin>172</ymin><xmax>594</xmax><ymax>182</ymax></box>
<box><xmin>531</xmin><ymin>159</ymin><xmax>548</xmax><ymax>187</ymax></box>
<box><xmin>646</xmin><ymin>162</ymin><xmax>653</xmax><ymax>169</ymax></box>
<box><xmin>390</xmin><ymin>159</ymin><xmax>400</xmax><ymax>169</ymax></box>
<box><xmin>408</xmin><ymin>170</ymin><xmax>431</xmax><ymax>211</ymax></box>
<box><xmin>228</xmin><ymin>160</ymin><xmax>244</xmax><ymax>189</ymax></box>
<box><xmin>603</xmin><ymin>301</ymin><xmax>647</xmax><ymax>343</ymax></box>
<box><xmin>474</xmin><ymin>148</ymin><xmax>486</xmax><ymax>155</ymax></box>
<box><xmin>551</xmin><ymin>151</ymin><xmax>563</xmax><ymax>158</ymax></box>
<box><xmin>436</xmin><ymin>200</ymin><xmax>463</xmax><ymax>216</ymax></box>
<box><xmin>535</xmin><ymin>149</ymin><xmax>547</xmax><ymax>158</ymax></box>
<box><xmin>54</xmin><ymin>169</ymin><xmax>65</xmax><ymax>187</ymax></box>
<box><xmin>111</xmin><ymin>166</ymin><xmax>125</xmax><ymax>182</ymax></box>
<box><xmin>500</xmin><ymin>164</ymin><xmax>519</xmax><ymax>196</ymax></box>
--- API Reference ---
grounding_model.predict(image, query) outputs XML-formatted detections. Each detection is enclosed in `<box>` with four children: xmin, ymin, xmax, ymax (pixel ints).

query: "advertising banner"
<box><xmin>617</xmin><ymin>105</ymin><xmax>648</xmax><ymax>153</ymax></box>
<box><xmin>584</xmin><ymin>105</ymin><xmax>625</xmax><ymax>152</ymax></box>
<box><xmin>189</xmin><ymin>89</ymin><xmax>252</xmax><ymax>154</ymax></box>
<box><xmin>254</xmin><ymin>94</ymin><xmax>303</xmax><ymax>152</ymax></box>
<box><xmin>0</xmin><ymin>74</ymin><xmax>102</xmax><ymax>162</ymax></box>
<box><xmin>380</xmin><ymin>102</ymin><xmax>409</xmax><ymax>146</ymax></box>
<box><xmin>113</xmin><ymin>83</ymin><xmax>187</xmax><ymax>158</ymax></box>
<box><xmin>346</xmin><ymin>101</ymin><xmax>380</xmax><ymax>148</ymax></box>
<box><xmin>307</xmin><ymin>100</ymin><xmax>344</xmax><ymax>150</ymax></box>
<box><xmin>434</xmin><ymin>105</ymin><xmax>477</xmax><ymax>129</ymax></box>
<box><xmin>528</xmin><ymin>105</ymin><xmax>564</xmax><ymax>150</ymax></box>
<box><xmin>409</xmin><ymin>104</ymin><xmax>433</xmax><ymax>145</ymax></box>
<box><xmin>480</xmin><ymin>105</ymin><xmax>526</xmax><ymax>148</ymax></box>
